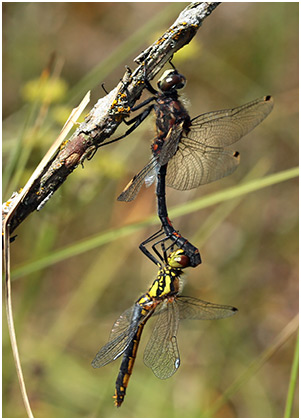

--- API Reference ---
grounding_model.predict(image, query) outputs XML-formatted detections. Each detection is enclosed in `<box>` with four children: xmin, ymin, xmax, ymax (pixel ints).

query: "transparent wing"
<box><xmin>145</xmin><ymin>166</ymin><xmax>158</xmax><ymax>187</ymax></box>
<box><xmin>157</xmin><ymin>123</ymin><xmax>184</xmax><ymax>166</ymax></box>
<box><xmin>92</xmin><ymin>305</ymin><xmax>146</xmax><ymax>368</ymax></box>
<box><xmin>189</xmin><ymin>95</ymin><xmax>273</xmax><ymax>147</ymax></box>
<box><xmin>117</xmin><ymin>157</ymin><xmax>158</xmax><ymax>202</ymax></box>
<box><xmin>166</xmin><ymin>142</ymin><xmax>240</xmax><ymax>190</ymax></box>
<box><xmin>166</xmin><ymin>96</ymin><xmax>273</xmax><ymax>190</ymax></box>
<box><xmin>117</xmin><ymin>123</ymin><xmax>184</xmax><ymax>202</ymax></box>
<box><xmin>143</xmin><ymin>300</ymin><xmax>180</xmax><ymax>379</ymax></box>
<box><xmin>176</xmin><ymin>296</ymin><xmax>238</xmax><ymax>320</ymax></box>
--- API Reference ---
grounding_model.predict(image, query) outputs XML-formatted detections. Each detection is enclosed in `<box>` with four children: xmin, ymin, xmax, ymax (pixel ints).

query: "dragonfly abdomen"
<box><xmin>113</xmin><ymin>298</ymin><xmax>157</xmax><ymax>407</ymax></box>
<box><xmin>114</xmin><ymin>322</ymin><xmax>146</xmax><ymax>407</ymax></box>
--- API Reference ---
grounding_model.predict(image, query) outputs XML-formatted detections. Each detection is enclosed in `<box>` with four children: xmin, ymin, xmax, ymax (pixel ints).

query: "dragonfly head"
<box><xmin>157</xmin><ymin>69</ymin><xmax>186</xmax><ymax>94</ymax></box>
<box><xmin>167</xmin><ymin>249</ymin><xmax>190</xmax><ymax>269</ymax></box>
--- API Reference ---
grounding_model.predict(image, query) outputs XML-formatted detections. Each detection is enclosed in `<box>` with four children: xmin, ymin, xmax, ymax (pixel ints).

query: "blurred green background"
<box><xmin>3</xmin><ymin>2</ymin><xmax>298</xmax><ymax>418</ymax></box>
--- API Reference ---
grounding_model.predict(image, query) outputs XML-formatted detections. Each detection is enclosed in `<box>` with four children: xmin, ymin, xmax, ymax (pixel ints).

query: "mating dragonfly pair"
<box><xmin>91</xmin><ymin>63</ymin><xmax>273</xmax><ymax>406</ymax></box>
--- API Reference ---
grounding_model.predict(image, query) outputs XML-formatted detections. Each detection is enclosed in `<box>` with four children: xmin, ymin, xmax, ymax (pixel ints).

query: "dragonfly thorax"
<box><xmin>147</xmin><ymin>266</ymin><xmax>180</xmax><ymax>299</ymax></box>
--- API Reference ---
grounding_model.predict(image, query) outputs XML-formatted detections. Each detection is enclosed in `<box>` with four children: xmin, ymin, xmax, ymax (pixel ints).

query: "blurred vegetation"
<box><xmin>3</xmin><ymin>3</ymin><xmax>298</xmax><ymax>418</ymax></box>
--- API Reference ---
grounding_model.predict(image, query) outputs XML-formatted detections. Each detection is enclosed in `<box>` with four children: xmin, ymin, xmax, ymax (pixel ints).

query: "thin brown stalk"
<box><xmin>2</xmin><ymin>92</ymin><xmax>91</xmax><ymax>417</ymax></box>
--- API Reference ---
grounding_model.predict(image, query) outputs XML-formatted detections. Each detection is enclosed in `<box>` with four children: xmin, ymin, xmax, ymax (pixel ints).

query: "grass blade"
<box><xmin>204</xmin><ymin>315</ymin><xmax>299</xmax><ymax>418</ymax></box>
<box><xmin>284</xmin><ymin>332</ymin><xmax>299</xmax><ymax>417</ymax></box>
<box><xmin>11</xmin><ymin>167</ymin><xmax>298</xmax><ymax>280</ymax></box>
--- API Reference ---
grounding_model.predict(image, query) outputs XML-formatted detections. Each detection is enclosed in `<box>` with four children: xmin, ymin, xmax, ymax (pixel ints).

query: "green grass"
<box><xmin>10</xmin><ymin>166</ymin><xmax>298</xmax><ymax>281</ymax></box>
<box><xmin>284</xmin><ymin>333</ymin><xmax>299</xmax><ymax>418</ymax></box>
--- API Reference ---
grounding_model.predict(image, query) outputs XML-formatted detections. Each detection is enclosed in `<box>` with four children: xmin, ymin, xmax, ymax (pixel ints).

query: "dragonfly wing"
<box><xmin>189</xmin><ymin>95</ymin><xmax>273</xmax><ymax>147</ymax></box>
<box><xmin>166</xmin><ymin>139</ymin><xmax>240</xmax><ymax>190</ymax></box>
<box><xmin>145</xmin><ymin>166</ymin><xmax>158</xmax><ymax>187</ymax></box>
<box><xmin>166</xmin><ymin>96</ymin><xmax>273</xmax><ymax>190</ymax></box>
<box><xmin>143</xmin><ymin>300</ymin><xmax>180</xmax><ymax>379</ymax></box>
<box><xmin>177</xmin><ymin>296</ymin><xmax>238</xmax><ymax>320</ymax></box>
<box><xmin>117</xmin><ymin>157</ymin><xmax>158</xmax><ymax>202</ymax></box>
<box><xmin>158</xmin><ymin>123</ymin><xmax>184</xmax><ymax>166</ymax></box>
<box><xmin>92</xmin><ymin>305</ymin><xmax>147</xmax><ymax>368</ymax></box>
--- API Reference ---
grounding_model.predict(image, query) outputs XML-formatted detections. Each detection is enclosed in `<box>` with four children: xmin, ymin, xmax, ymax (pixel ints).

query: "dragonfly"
<box><xmin>103</xmin><ymin>64</ymin><xmax>274</xmax><ymax>202</ymax></box>
<box><xmin>98</xmin><ymin>65</ymin><xmax>273</xmax><ymax>267</ymax></box>
<box><xmin>92</xmin><ymin>244</ymin><xmax>237</xmax><ymax>407</ymax></box>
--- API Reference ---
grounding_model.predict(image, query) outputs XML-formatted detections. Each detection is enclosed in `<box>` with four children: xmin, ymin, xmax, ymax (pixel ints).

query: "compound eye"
<box><xmin>168</xmin><ymin>249</ymin><xmax>190</xmax><ymax>268</ymax></box>
<box><xmin>157</xmin><ymin>70</ymin><xmax>186</xmax><ymax>92</ymax></box>
<box><xmin>175</xmin><ymin>254</ymin><xmax>190</xmax><ymax>268</ymax></box>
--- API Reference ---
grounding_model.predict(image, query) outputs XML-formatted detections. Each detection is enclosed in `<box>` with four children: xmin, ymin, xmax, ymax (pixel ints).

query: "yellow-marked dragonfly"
<box><xmin>92</xmin><ymin>247</ymin><xmax>237</xmax><ymax>406</ymax></box>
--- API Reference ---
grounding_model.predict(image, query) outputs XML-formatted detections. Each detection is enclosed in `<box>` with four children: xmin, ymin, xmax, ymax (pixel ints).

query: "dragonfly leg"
<box><xmin>150</xmin><ymin>235</ymin><xmax>173</xmax><ymax>265</ymax></box>
<box><xmin>139</xmin><ymin>229</ymin><xmax>166</xmax><ymax>266</ymax></box>
<box><xmin>150</xmin><ymin>235</ymin><xmax>177</xmax><ymax>265</ymax></box>
<box><xmin>139</xmin><ymin>229</ymin><xmax>179</xmax><ymax>266</ymax></box>
<box><xmin>97</xmin><ymin>103</ymin><xmax>155</xmax><ymax>150</ymax></box>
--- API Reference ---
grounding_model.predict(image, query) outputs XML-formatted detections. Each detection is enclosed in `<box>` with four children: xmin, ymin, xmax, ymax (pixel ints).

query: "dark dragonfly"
<box><xmin>92</xmin><ymin>245</ymin><xmax>237</xmax><ymax>407</ymax></box>
<box><xmin>109</xmin><ymin>66</ymin><xmax>274</xmax><ymax>202</ymax></box>
<box><xmin>99</xmin><ymin>66</ymin><xmax>273</xmax><ymax>268</ymax></box>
